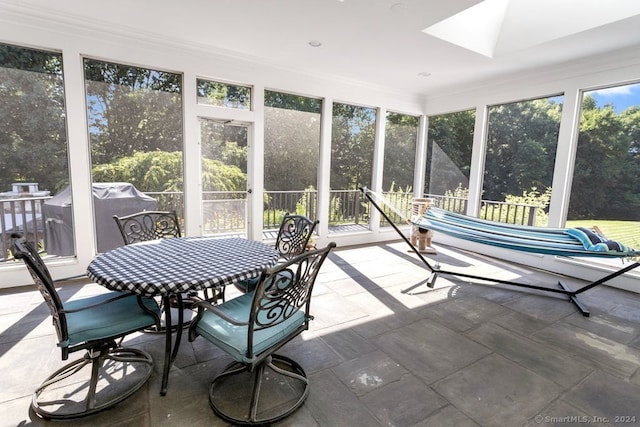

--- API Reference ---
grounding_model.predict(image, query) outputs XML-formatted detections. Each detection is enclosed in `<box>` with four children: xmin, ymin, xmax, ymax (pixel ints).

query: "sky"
<box><xmin>589</xmin><ymin>82</ymin><xmax>640</xmax><ymax>113</ymax></box>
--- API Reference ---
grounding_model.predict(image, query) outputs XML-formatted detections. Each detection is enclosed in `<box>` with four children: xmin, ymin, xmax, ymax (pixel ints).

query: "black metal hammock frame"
<box><xmin>360</xmin><ymin>187</ymin><xmax>640</xmax><ymax>317</ymax></box>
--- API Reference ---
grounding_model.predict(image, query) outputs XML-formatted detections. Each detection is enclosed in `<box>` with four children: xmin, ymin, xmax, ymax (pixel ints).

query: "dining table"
<box><xmin>87</xmin><ymin>236</ymin><xmax>279</xmax><ymax>395</ymax></box>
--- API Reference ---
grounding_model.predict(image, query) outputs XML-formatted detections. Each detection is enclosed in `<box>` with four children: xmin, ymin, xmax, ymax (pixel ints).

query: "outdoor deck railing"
<box><xmin>1</xmin><ymin>196</ymin><xmax>51</xmax><ymax>261</ymax></box>
<box><xmin>425</xmin><ymin>194</ymin><xmax>538</xmax><ymax>226</ymax></box>
<box><xmin>0</xmin><ymin>189</ymin><xmax>537</xmax><ymax>262</ymax></box>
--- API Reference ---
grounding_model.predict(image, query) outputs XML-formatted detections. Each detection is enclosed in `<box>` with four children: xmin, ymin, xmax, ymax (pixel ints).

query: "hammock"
<box><xmin>413</xmin><ymin>206</ymin><xmax>640</xmax><ymax>258</ymax></box>
<box><xmin>360</xmin><ymin>187</ymin><xmax>640</xmax><ymax>317</ymax></box>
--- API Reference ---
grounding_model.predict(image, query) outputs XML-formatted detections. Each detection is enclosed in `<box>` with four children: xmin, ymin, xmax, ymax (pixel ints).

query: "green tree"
<box><xmin>569</xmin><ymin>97</ymin><xmax>633</xmax><ymax>219</ymax></box>
<box><xmin>383</xmin><ymin>113</ymin><xmax>419</xmax><ymax>191</ymax></box>
<box><xmin>263</xmin><ymin>91</ymin><xmax>321</xmax><ymax>193</ymax></box>
<box><xmin>200</xmin><ymin>121</ymin><xmax>247</xmax><ymax>172</ymax></box>
<box><xmin>0</xmin><ymin>44</ymin><xmax>68</xmax><ymax>193</ymax></box>
<box><xmin>91</xmin><ymin>151</ymin><xmax>245</xmax><ymax>193</ymax></box>
<box><xmin>264</xmin><ymin>106</ymin><xmax>320</xmax><ymax>191</ymax></box>
<box><xmin>84</xmin><ymin>59</ymin><xmax>183</xmax><ymax>165</ymax></box>
<box><xmin>484</xmin><ymin>98</ymin><xmax>561</xmax><ymax>203</ymax></box>
<box><xmin>330</xmin><ymin>103</ymin><xmax>376</xmax><ymax>190</ymax></box>
<box><xmin>426</xmin><ymin>110</ymin><xmax>474</xmax><ymax>196</ymax></box>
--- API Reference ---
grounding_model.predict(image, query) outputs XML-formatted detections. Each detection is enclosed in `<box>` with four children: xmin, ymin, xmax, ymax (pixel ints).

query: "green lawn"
<box><xmin>565</xmin><ymin>219</ymin><xmax>640</xmax><ymax>249</ymax></box>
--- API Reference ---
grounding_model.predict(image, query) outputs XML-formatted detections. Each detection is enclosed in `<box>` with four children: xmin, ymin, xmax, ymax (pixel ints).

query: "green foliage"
<box><xmin>569</xmin><ymin>96</ymin><xmax>639</xmax><ymax>220</ymax></box>
<box><xmin>264</xmin><ymin>102</ymin><xmax>319</xmax><ymax>192</ymax></box>
<box><xmin>484</xmin><ymin>98</ymin><xmax>561</xmax><ymax>203</ymax></box>
<box><xmin>262</xmin><ymin>208</ymin><xmax>287</xmax><ymax>229</ymax></box>
<box><xmin>443</xmin><ymin>184</ymin><xmax>470</xmax><ymax>213</ymax></box>
<box><xmin>197</xmin><ymin>80</ymin><xmax>250</xmax><ymax>109</ymax></box>
<box><xmin>328</xmin><ymin>195</ymin><xmax>344</xmax><ymax>224</ymax></box>
<box><xmin>0</xmin><ymin>44</ymin><xmax>69</xmax><ymax>194</ymax></box>
<box><xmin>92</xmin><ymin>151</ymin><xmax>245</xmax><ymax>193</ymax></box>
<box><xmin>295</xmin><ymin>186</ymin><xmax>317</xmax><ymax>216</ymax></box>
<box><xmin>265</xmin><ymin>90</ymin><xmax>322</xmax><ymax>113</ymax></box>
<box><xmin>501</xmin><ymin>187</ymin><xmax>551</xmax><ymax>226</ymax></box>
<box><xmin>383</xmin><ymin>112</ymin><xmax>420</xmax><ymax>191</ymax></box>
<box><xmin>426</xmin><ymin>110</ymin><xmax>475</xmax><ymax>195</ymax></box>
<box><xmin>379</xmin><ymin>184</ymin><xmax>414</xmax><ymax>225</ymax></box>
<box><xmin>330</xmin><ymin>103</ymin><xmax>376</xmax><ymax>190</ymax></box>
<box><xmin>84</xmin><ymin>59</ymin><xmax>183</xmax><ymax>166</ymax></box>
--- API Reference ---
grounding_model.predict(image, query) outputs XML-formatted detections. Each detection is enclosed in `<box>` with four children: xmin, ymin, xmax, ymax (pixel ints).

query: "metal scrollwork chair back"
<box><xmin>189</xmin><ymin>242</ymin><xmax>336</xmax><ymax>425</ymax></box>
<box><xmin>235</xmin><ymin>213</ymin><xmax>319</xmax><ymax>294</ymax></box>
<box><xmin>10</xmin><ymin>234</ymin><xmax>161</xmax><ymax>420</ymax></box>
<box><xmin>275</xmin><ymin>213</ymin><xmax>319</xmax><ymax>261</ymax></box>
<box><xmin>113</xmin><ymin>210</ymin><xmax>181</xmax><ymax>244</ymax></box>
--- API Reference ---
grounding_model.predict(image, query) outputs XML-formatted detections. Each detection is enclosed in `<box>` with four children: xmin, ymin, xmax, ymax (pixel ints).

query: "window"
<box><xmin>197</xmin><ymin>79</ymin><xmax>251</xmax><ymax>109</ymax></box>
<box><xmin>382</xmin><ymin>112</ymin><xmax>419</xmax><ymax>225</ymax></box>
<box><xmin>484</xmin><ymin>97</ymin><xmax>562</xmax><ymax>226</ymax></box>
<box><xmin>264</xmin><ymin>90</ymin><xmax>321</xmax><ymax>229</ymax></box>
<box><xmin>330</xmin><ymin>102</ymin><xmax>376</xmax><ymax>230</ymax></box>
<box><xmin>568</xmin><ymin>83</ymin><xmax>640</xmax><ymax>250</ymax></box>
<box><xmin>0</xmin><ymin>43</ymin><xmax>70</xmax><ymax>261</ymax></box>
<box><xmin>84</xmin><ymin>59</ymin><xmax>183</xmax><ymax>251</ymax></box>
<box><xmin>426</xmin><ymin>110</ymin><xmax>474</xmax><ymax>212</ymax></box>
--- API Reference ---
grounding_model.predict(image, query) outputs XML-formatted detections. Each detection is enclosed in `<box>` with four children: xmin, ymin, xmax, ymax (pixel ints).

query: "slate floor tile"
<box><xmin>466</xmin><ymin>322</ymin><xmax>593</xmax><ymax>388</ymax></box>
<box><xmin>360</xmin><ymin>374</ymin><xmax>447</xmax><ymax>426</ymax></box>
<box><xmin>373</xmin><ymin>318</ymin><xmax>491</xmax><ymax>384</ymax></box>
<box><xmin>330</xmin><ymin>349</ymin><xmax>408</xmax><ymax>396</ymax></box>
<box><xmin>434</xmin><ymin>353</ymin><xmax>563</xmax><ymax>426</ymax></box>
<box><xmin>531</xmin><ymin>322</ymin><xmax>640</xmax><ymax>378</ymax></box>
<box><xmin>561</xmin><ymin>370</ymin><xmax>640</xmax><ymax>423</ymax></box>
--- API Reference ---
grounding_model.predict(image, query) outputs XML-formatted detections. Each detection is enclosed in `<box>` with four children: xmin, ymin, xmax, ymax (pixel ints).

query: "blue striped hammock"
<box><xmin>412</xmin><ymin>206</ymin><xmax>639</xmax><ymax>258</ymax></box>
<box><xmin>360</xmin><ymin>187</ymin><xmax>640</xmax><ymax>317</ymax></box>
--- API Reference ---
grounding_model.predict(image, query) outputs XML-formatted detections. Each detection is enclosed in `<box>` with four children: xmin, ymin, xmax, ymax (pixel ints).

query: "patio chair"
<box><xmin>234</xmin><ymin>213</ymin><xmax>319</xmax><ymax>294</ymax></box>
<box><xmin>188</xmin><ymin>242</ymin><xmax>336</xmax><ymax>425</ymax></box>
<box><xmin>10</xmin><ymin>234</ymin><xmax>161</xmax><ymax>420</ymax></box>
<box><xmin>113</xmin><ymin>210</ymin><xmax>182</xmax><ymax>243</ymax></box>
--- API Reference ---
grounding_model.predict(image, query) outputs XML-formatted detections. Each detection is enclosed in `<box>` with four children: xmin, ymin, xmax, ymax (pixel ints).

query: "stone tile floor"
<box><xmin>2</xmin><ymin>241</ymin><xmax>640</xmax><ymax>426</ymax></box>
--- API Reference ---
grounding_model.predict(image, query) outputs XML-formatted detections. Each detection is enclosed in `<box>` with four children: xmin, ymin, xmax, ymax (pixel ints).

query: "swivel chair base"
<box><xmin>209</xmin><ymin>354</ymin><xmax>309</xmax><ymax>425</ymax></box>
<box><xmin>32</xmin><ymin>346</ymin><xmax>153</xmax><ymax>420</ymax></box>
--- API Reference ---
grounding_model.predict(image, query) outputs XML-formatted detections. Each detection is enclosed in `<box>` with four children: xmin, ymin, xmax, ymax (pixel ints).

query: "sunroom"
<box><xmin>1</xmin><ymin>0</ymin><xmax>640</xmax><ymax>290</ymax></box>
<box><xmin>2</xmin><ymin>0</ymin><xmax>640</xmax><ymax>425</ymax></box>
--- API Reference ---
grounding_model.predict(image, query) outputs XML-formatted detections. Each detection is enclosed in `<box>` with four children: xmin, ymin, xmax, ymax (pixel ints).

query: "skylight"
<box><xmin>423</xmin><ymin>0</ymin><xmax>640</xmax><ymax>58</ymax></box>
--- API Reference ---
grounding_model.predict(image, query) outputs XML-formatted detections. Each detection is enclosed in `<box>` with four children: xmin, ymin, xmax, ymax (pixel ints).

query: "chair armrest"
<box><xmin>60</xmin><ymin>292</ymin><xmax>135</xmax><ymax>314</ymax></box>
<box><xmin>190</xmin><ymin>298</ymin><xmax>248</xmax><ymax>326</ymax></box>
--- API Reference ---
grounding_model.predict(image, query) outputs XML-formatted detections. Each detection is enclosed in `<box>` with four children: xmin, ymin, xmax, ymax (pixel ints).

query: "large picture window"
<box><xmin>426</xmin><ymin>110</ymin><xmax>474</xmax><ymax>213</ymax></box>
<box><xmin>483</xmin><ymin>97</ymin><xmax>562</xmax><ymax>226</ymax></box>
<box><xmin>0</xmin><ymin>43</ymin><xmax>70</xmax><ymax>261</ymax></box>
<box><xmin>264</xmin><ymin>91</ymin><xmax>321</xmax><ymax>229</ymax></box>
<box><xmin>84</xmin><ymin>59</ymin><xmax>183</xmax><ymax>251</ymax></box>
<box><xmin>330</xmin><ymin>102</ymin><xmax>376</xmax><ymax>230</ymax></box>
<box><xmin>382</xmin><ymin>112</ymin><xmax>419</xmax><ymax>225</ymax></box>
<box><xmin>568</xmin><ymin>82</ymin><xmax>640</xmax><ymax>250</ymax></box>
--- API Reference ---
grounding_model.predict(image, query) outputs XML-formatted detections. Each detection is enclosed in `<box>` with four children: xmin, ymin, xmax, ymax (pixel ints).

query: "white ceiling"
<box><xmin>4</xmin><ymin>0</ymin><xmax>640</xmax><ymax>97</ymax></box>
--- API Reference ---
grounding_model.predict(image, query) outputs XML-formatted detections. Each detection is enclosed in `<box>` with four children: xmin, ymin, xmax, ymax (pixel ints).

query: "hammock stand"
<box><xmin>360</xmin><ymin>187</ymin><xmax>640</xmax><ymax>317</ymax></box>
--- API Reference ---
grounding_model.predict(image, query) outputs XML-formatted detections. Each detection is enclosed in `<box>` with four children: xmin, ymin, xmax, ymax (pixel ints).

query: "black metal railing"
<box><xmin>426</xmin><ymin>194</ymin><xmax>538</xmax><ymax>226</ymax></box>
<box><xmin>201</xmin><ymin>191</ymin><xmax>247</xmax><ymax>235</ymax></box>
<box><xmin>0</xmin><ymin>189</ymin><xmax>538</xmax><ymax>262</ymax></box>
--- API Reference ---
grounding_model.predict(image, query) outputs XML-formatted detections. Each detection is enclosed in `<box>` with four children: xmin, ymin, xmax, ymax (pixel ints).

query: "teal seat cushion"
<box><xmin>195</xmin><ymin>291</ymin><xmax>306</xmax><ymax>364</ymax></box>
<box><xmin>63</xmin><ymin>292</ymin><xmax>160</xmax><ymax>348</ymax></box>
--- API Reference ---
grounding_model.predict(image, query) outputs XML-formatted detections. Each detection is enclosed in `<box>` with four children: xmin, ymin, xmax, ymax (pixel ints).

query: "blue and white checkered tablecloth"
<box><xmin>87</xmin><ymin>237</ymin><xmax>279</xmax><ymax>297</ymax></box>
